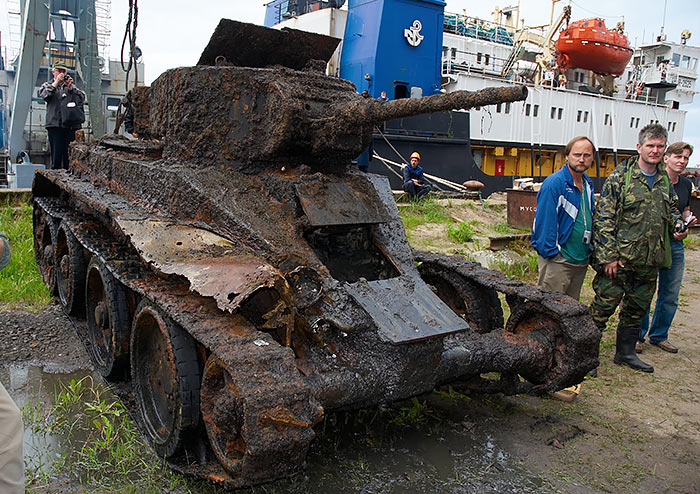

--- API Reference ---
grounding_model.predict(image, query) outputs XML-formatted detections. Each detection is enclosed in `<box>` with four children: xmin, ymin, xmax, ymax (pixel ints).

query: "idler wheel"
<box><xmin>418</xmin><ymin>267</ymin><xmax>503</xmax><ymax>333</ymax></box>
<box><xmin>200</xmin><ymin>355</ymin><xmax>247</xmax><ymax>476</ymax></box>
<box><xmin>130</xmin><ymin>299</ymin><xmax>201</xmax><ymax>458</ymax></box>
<box><xmin>55</xmin><ymin>222</ymin><xmax>86</xmax><ymax>315</ymax></box>
<box><xmin>505</xmin><ymin>301</ymin><xmax>565</xmax><ymax>386</ymax></box>
<box><xmin>85</xmin><ymin>257</ymin><xmax>131</xmax><ymax>378</ymax></box>
<box><xmin>32</xmin><ymin>204</ymin><xmax>57</xmax><ymax>295</ymax></box>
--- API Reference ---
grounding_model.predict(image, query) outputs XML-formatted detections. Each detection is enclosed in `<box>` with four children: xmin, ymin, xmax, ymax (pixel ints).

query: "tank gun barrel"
<box><xmin>331</xmin><ymin>85</ymin><xmax>529</xmax><ymax>130</ymax></box>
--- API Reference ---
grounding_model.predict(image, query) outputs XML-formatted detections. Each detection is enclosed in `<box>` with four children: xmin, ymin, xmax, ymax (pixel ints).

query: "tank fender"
<box><xmin>116</xmin><ymin>217</ymin><xmax>285</xmax><ymax>313</ymax></box>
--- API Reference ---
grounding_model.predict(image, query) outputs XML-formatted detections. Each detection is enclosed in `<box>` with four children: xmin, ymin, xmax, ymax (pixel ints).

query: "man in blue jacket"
<box><xmin>531</xmin><ymin>136</ymin><xmax>596</xmax><ymax>300</ymax></box>
<box><xmin>403</xmin><ymin>152</ymin><xmax>432</xmax><ymax>199</ymax></box>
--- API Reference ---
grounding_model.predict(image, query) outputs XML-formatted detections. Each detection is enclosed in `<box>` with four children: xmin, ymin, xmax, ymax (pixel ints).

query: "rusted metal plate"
<box><xmin>489</xmin><ymin>233</ymin><xmax>531</xmax><ymax>251</ymax></box>
<box><xmin>506</xmin><ymin>188</ymin><xmax>538</xmax><ymax>230</ymax></box>
<box><xmin>346</xmin><ymin>277</ymin><xmax>469</xmax><ymax>344</ymax></box>
<box><xmin>117</xmin><ymin>218</ymin><xmax>280</xmax><ymax>313</ymax></box>
<box><xmin>198</xmin><ymin>19</ymin><xmax>340</xmax><ymax>69</ymax></box>
<box><xmin>295</xmin><ymin>178</ymin><xmax>391</xmax><ymax>226</ymax></box>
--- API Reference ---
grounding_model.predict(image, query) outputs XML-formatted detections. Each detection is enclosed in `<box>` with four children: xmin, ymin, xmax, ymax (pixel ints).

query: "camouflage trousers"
<box><xmin>590</xmin><ymin>265</ymin><xmax>658</xmax><ymax>331</ymax></box>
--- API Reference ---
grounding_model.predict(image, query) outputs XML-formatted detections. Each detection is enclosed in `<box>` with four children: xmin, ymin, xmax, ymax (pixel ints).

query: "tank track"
<box><xmin>415</xmin><ymin>250</ymin><xmax>600</xmax><ymax>394</ymax></box>
<box><xmin>35</xmin><ymin>190</ymin><xmax>321</xmax><ymax>488</ymax></box>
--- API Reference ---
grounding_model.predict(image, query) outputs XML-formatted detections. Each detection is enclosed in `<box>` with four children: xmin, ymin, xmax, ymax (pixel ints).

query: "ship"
<box><xmin>264</xmin><ymin>0</ymin><xmax>699</xmax><ymax>196</ymax></box>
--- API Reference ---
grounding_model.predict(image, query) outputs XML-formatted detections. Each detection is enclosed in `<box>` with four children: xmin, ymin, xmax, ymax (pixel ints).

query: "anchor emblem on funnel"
<box><xmin>404</xmin><ymin>20</ymin><xmax>424</xmax><ymax>47</ymax></box>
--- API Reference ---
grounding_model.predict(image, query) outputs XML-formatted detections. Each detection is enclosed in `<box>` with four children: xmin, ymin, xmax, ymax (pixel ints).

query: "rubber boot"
<box><xmin>613</xmin><ymin>325</ymin><xmax>654</xmax><ymax>373</ymax></box>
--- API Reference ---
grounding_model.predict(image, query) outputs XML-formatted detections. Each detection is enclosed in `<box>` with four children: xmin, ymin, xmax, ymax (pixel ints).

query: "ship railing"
<box><xmin>442</xmin><ymin>69</ymin><xmax>668</xmax><ymax>108</ymax></box>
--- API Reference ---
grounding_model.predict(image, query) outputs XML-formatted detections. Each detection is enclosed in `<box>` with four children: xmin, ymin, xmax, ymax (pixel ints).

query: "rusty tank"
<box><xmin>31</xmin><ymin>19</ymin><xmax>599</xmax><ymax>488</ymax></box>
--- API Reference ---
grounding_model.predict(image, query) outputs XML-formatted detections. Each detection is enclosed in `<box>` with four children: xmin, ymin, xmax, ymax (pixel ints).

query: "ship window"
<box><xmin>577</xmin><ymin>110</ymin><xmax>582</xmax><ymax>122</ymax></box>
<box><xmin>451</xmin><ymin>47</ymin><xmax>457</xmax><ymax>59</ymax></box>
<box><xmin>485</xmin><ymin>54</ymin><xmax>490</xmax><ymax>65</ymax></box>
<box><xmin>682</xmin><ymin>55</ymin><xmax>691</xmax><ymax>68</ymax></box>
<box><xmin>583</xmin><ymin>111</ymin><xmax>589</xmax><ymax>123</ymax></box>
<box><xmin>558</xmin><ymin>108</ymin><xmax>563</xmax><ymax>120</ymax></box>
<box><xmin>496</xmin><ymin>103</ymin><xmax>502</xmax><ymax>113</ymax></box>
<box><xmin>525</xmin><ymin>103</ymin><xmax>531</xmax><ymax>116</ymax></box>
<box><xmin>692</xmin><ymin>58</ymin><xmax>698</xmax><ymax>70</ymax></box>
<box><xmin>668</xmin><ymin>122</ymin><xmax>672</xmax><ymax>130</ymax></box>
<box><xmin>672</xmin><ymin>53</ymin><xmax>681</xmax><ymax>66</ymax></box>
<box><xmin>630</xmin><ymin>117</ymin><xmax>635</xmax><ymax>128</ymax></box>
<box><xmin>533</xmin><ymin>105</ymin><xmax>539</xmax><ymax>117</ymax></box>
<box><xmin>656</xmin><ymin>56</ymin><xmax>665</xmax><ymax>65</ymax></box>
<box><xmin>477</xmin><ymin>52</ymin><xmax>482</xmax><ymax>63</ymax></box>
<box><xmin>550</xmin><ymin>107</ymin><xmax>556</xmax><ymax>119</ymax></box>
<box><xmin>605</xmin><ymin>114</ymin><xmax>610</xmax><ymax>125</ymax></box>
<box><xmin>505</xmin><ymin>102</ymin><xmax>511</xmax><ymax>114</ymax></box>
<box><xmin>673</xmin><ymin>122</ymin><xmax>677</xmax><ymax>131</ymax></box>
<box><xmin>636</xmin><ymin>118</ymin><xmax>640</xmax><ymax>128</ymax></box>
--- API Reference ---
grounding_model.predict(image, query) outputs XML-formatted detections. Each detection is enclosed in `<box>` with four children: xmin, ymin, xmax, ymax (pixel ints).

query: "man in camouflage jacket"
<box><xmin>590</xmin><ymin>124</ymin><xmax>682</xmax><ymax>373</ymax></box>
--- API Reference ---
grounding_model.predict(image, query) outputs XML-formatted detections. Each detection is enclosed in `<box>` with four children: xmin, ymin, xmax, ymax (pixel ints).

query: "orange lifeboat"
<box><xmin>555</xmin><ymin>18</ymin><xmax>633</xmax><ymax>76</ymax></box>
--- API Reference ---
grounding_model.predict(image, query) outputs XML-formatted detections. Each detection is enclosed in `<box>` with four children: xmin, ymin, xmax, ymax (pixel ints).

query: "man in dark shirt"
<box><xmin>402</xmin><ymin>152</ymin><xmax>432</xmax><ymax>199</ymax></box>
<box><xmin>638</xmin><ymin>141</ymin><xmax>697</xmax><ymax>353</ymax></box>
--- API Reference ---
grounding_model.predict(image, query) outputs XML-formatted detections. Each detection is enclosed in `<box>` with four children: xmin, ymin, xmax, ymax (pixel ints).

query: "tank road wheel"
<box><xmin>55</xmin><ymin>222</ymin><xmax>87</xmax><ymax>315</ymax></box>
<box><xmin>418</xmin><ymin>267</ymin><xmax>503</xmax><ymax>333</ymax></box>
<box><xmin>200</xmin><ymin>356</ymin><xmax>247</xmax><ymax>476</ymax></box>
<box><xmin>130</xmin><ymin>299</ymin><xmax>201</xmax><ymax>458</ymax></box>
<box><xmin>85</xmin><ymin>257</ymin><xmax>131</xmax><ymax>378</ymax></box>
<box><xmin>32</xmin><ymin>205</ymin><xmax>57</xmax><ymax>294</ymax></box>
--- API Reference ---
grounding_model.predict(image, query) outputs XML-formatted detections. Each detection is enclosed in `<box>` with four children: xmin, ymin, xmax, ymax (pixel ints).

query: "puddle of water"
<box><xmin>1</xmin><ymin>366</ymin><xmax>97</xmax><ymax>474</ymax></box>
<box><xmin>293</xmin><ymin>407</ymin><xmax>552</xmax><ymax>494</ymax></box>
<box><xmin>1</xmin><ymin>365</ymin><xmax>552</xmax><ymax>493</ymax></box>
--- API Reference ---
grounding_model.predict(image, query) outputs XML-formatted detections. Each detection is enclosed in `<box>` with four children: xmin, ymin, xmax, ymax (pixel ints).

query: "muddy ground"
<box><xmin>1</xmin><ymin>210</ymin><xmax>699</xmax><ymax>493</ymax></box>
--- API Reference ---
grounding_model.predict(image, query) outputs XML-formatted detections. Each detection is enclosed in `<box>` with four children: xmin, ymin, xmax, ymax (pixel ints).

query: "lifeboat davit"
<box><xmin>555</xmin><ymin>18</ymin><xmax>633</xmax><ymax>76</ymax></box>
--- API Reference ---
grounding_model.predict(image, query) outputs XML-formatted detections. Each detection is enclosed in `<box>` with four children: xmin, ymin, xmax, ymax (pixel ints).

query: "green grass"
<box><xmin>400</xmin><ymin>196</ymin><xmax>449</xmax><ymax>230</ymax></box>
<box><xmin>683</xmin><ymin>232</ymin><xmax>700</xmax><ymax>250</ymax></box>
<box><xmin>493</xmin><ymin>252</ymin><xmax>539</xmax><ymax>283</ymax></box>
<box><xmin>446</xmin><ymin>221</ymin><xmax>475</xmax><ymax>243</ymax></box>
<box><xmin>23</xmin><ymin>376</ymin><xmax>205</xmax><ymax>493</ymax></box>
<box><xmin>0</xmin><ymin>204</ymin><xmax>52</xmax><ymax>310</ymax></box>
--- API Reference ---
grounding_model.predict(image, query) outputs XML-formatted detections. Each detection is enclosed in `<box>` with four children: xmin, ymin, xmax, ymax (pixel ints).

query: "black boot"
<box><xmin>613</xmin><ymin>325</ymin><xmax>654</xmax><ymax>373</ymax></box>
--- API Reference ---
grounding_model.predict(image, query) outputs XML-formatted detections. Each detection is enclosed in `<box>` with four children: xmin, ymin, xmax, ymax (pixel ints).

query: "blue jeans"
<box><xmin>639</xmin><ymin>240</ymin><xmax>685</xmax><ymax>343</ymax></box>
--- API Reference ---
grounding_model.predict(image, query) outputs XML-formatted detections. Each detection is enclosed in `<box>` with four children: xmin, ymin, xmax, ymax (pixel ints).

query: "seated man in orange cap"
<box><xmin>402</xmin><ymin>152</ymin><xmax>432</xmax><ymax>199</ymax></box>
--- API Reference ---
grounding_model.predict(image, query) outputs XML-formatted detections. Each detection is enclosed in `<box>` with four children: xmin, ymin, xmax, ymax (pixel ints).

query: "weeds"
<box><xmin>0</xmin><ymin>204</ymin><xmax>51</xmax><ymax>310</ymax></box>
<box><xmin>683</xmin><ymin>233</ymin><xmax>700</xmax><ymax>250</ymax></box>
<box><xmin>22</xmin><ymin>375</ymin><xmax>186</xmax><ymax>492</ymax></box>
<box><xmin>494</xmin><ymin>253</ymin><xmax>538</xmax><ymax>283</ymax></box>
<box><xmin>400</xmin><ymin>196</ymin><xmax>449</xmax><ymax>230</ymax></box>
<box><xmin>446</xmin><ymin>222</ymin><xmax>475</xmax><ymax>243</ymax></box>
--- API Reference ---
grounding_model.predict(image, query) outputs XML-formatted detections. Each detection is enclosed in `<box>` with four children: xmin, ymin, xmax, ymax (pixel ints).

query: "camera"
<box><xmin>677</xmin><ymin>219</ymin><xmax>689</xmax><ymax>233</ymax></box>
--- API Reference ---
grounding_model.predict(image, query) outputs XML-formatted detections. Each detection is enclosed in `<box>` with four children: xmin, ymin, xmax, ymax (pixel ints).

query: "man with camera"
<box><xmin>591</xmin><ymin>124</ymin><xmax>684</xmax><ymax>373</ymax></box>
<box><xmin>531</xmin><ymin>136</ymin><xmax>596</xmax><ymax>301</ymax></box>
<box><xmin>39</xmin><ymin>61</ymin><xmax>86</xmax><ymax>170</ymax></box>
<box><xmin>637</xmin><ymin>142</ymin><xmax>697</xmax><ymax>354</ymax></box>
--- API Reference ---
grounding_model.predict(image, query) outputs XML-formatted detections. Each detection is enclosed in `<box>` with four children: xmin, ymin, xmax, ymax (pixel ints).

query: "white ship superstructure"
<box><xmin>267</xmin><ymin>0</ymin><xmax>698</xmax><ymax>187</ymax></box>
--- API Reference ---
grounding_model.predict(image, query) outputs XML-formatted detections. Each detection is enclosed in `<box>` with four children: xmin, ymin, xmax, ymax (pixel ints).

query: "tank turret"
<box><xmin>31</xmin><ymin>18</ymin><xmax>598</xmax><ymax>489</ymax></box>
<box><xmin>129</xmin><ymin>19</ymin><xmax>527</xmax><ymax>168</ymax></box>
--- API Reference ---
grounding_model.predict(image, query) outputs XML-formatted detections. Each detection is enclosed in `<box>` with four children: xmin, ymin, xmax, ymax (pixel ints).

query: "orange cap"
<box><xmin>410</xmin><ymin>152</ymin><xmax>421</xmax><ymax>160</ymax></box>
